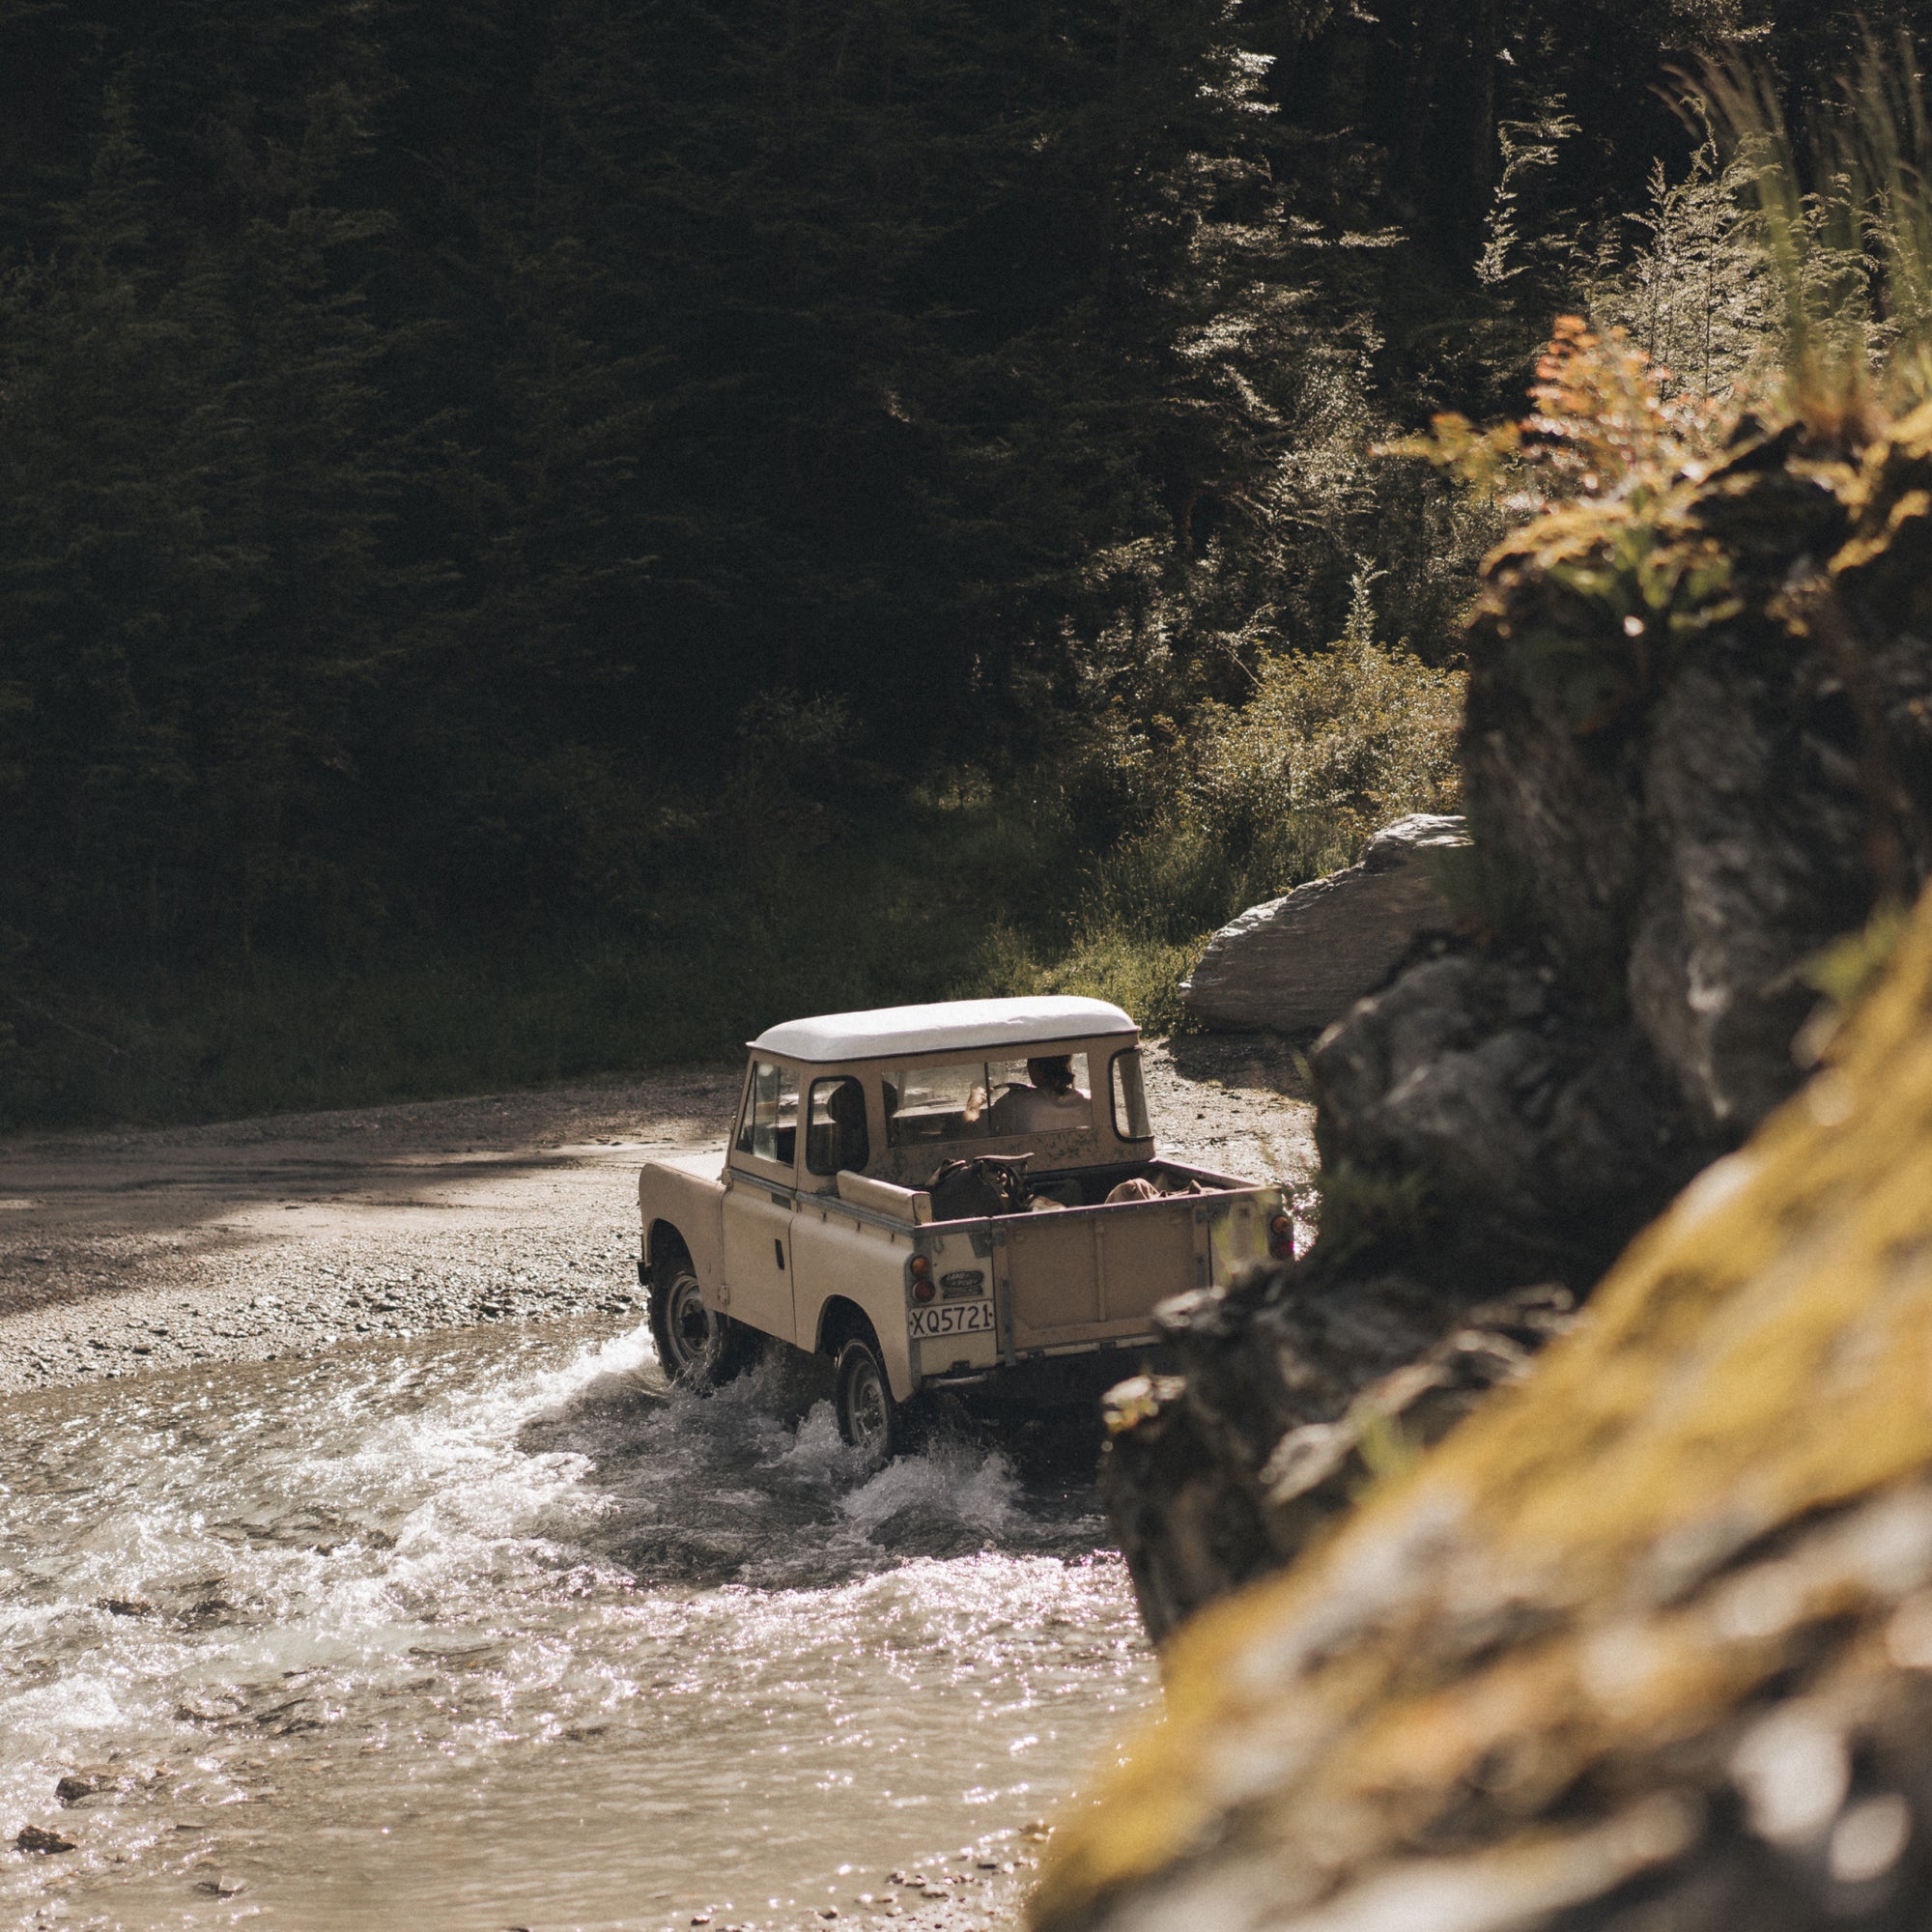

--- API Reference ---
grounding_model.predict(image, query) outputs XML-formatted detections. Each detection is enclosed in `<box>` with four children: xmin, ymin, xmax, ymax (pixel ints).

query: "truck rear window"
<box><xmin>885</xmin><ymin>1055</ymin><xmax>1090</xmax><ymax>1148</ymax></box>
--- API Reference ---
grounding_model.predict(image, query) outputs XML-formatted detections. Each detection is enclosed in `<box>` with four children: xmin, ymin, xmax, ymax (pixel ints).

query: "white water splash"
<box><xmin>0</xmin><ymin>1318</ymin><xmax>1151</xmax><ymax>1931</ymax></box>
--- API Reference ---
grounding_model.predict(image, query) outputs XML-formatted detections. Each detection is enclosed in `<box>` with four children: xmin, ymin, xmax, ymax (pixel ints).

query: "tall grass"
<box><xmin>1681</xmin><ymin>36</ymin><xmax>1932</xmax><ymax>438</ymax></box>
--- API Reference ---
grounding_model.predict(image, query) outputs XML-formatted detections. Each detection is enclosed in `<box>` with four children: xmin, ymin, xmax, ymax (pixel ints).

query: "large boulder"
<box><xmin>1033</xmin><ymin>882</ymin><xmax>1932</xmax><ymax>1932</ymax></box>
<box><xmin>1179</xmin><ymin>814</ymin><xmax>1469</xmax><ymax>1033</ymax></box>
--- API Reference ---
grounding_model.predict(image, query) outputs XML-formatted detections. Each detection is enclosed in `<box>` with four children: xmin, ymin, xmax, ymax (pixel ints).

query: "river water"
<box><xmin>0</xmin><ymin>1320</ymin><xmax>1155</xmax><ymax>1931</ymax></box>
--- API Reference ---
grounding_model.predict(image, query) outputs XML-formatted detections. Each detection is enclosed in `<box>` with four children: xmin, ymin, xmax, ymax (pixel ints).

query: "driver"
<box><xmin>987</xmin><ymin>1055</ymin><xmax>1090</xmax><ymax>1133</ymax></box>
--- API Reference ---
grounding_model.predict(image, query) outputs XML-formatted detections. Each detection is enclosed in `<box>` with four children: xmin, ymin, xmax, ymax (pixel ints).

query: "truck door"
<box><xmin>789</xmin><ymin>1074</ymin><xmax>904</xmax><ymax>1377</ymax></box>
<box><xmin>721</xmin><ymin>1059</ymin><xmax>801</xmax><ymax>1344</ymax></box>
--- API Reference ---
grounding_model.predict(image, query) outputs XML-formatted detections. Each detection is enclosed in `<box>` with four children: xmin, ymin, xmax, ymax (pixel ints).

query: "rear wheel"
<box><xmin>834</xmin><ymin>1335</ymin><xmax>898</xmax><ymax>1463</ymax></box>
<box><xmin>649</xmin><ymin>1256</ymin><xmax>759</xmax><ymax>1388</ymax></box>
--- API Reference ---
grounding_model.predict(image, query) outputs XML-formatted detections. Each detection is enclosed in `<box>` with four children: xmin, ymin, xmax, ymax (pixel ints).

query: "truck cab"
<box><xmin>637</xmin><ymin>995</ymin><xmax>1292</xmax><ymax>1458</ymax></box>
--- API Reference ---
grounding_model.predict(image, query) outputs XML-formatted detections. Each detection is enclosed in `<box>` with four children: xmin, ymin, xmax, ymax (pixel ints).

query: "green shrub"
<box><xmin>988</xmin><ymin>639</ymin><xmax>1468</xmax><ymax>1040</ymax></box>
<box><xmin>1071</xmin><ymin>640</ymin><xmax>1466</xmax><ymax>955</ymax></box>
<box><xmin>1187</xmin><ymin>641</ymin><xmax>1464</xmax><ymax>839</ymax></box>
<box><xmin>964</xmin><ymin>923</ymin><xmax>1204</xmax><ymax>1038</ymax></box>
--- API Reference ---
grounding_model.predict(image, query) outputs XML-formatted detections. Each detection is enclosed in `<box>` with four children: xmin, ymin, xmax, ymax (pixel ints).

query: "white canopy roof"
<box><xmin>751</xmin><ymin>995</ymin><xmax>1137</xmax><ymax>1064</ymax></box>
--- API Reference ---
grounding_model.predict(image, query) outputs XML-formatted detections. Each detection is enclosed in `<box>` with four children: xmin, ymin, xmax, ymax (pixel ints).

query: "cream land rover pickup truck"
<box><xmin>636</xmin><ymin>995</ymin><xmax>1293</xmax><ymax>1459</ymax></box>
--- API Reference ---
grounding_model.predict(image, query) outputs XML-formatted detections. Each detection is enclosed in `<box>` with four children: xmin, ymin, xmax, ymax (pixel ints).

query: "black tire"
<box><xmin>648</xmin><ymin>1256</ymin><xmax>760</xmax><ymax>1388</ymax></box>
<box><xmin>834</xmin><ymin>1334</ymin><xmax>899</xmax><ymax>1463</ymax></box>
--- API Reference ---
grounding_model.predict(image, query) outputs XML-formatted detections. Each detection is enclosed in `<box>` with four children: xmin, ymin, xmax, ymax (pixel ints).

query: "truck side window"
<box><xmin>806</xmin><ymin>1077</ymin><xmax>869</xmax><ymax>1176</ymax></box>
<box><xmin>736</xmin><ymin>1060</ymin><xmax>799</xmax><ymax>1166</ymax></box>
<box><xmin>1110</xmin><ymin>1049</ymin><xmax>1152</xmax><ymax>1141</ymax></box>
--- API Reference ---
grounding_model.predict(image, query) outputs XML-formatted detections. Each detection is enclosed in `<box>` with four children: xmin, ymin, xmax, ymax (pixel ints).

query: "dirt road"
<box><xmin>0</xmin><ymin>1037</ymin><xmax>1315</xmax><ymax>1393</ymax></box>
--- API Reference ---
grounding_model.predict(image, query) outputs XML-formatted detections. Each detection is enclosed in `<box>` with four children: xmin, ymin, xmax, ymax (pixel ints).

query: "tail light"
<box><xmin>908</xmin><ymin>1253</ymin><xmax>936</xmax><ymax>1302</ymax></box>
<box><xmin>1268</xmin><ymin>1213</ymin><xmax>1294</xmax><ymax>1261</ymax></box>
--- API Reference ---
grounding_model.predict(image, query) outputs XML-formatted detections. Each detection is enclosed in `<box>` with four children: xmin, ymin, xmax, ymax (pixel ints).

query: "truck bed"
<box><xmin>920</xmin><ymin>1160</ymin><xmax>1281</xmax><ymax>1370</ymax></box>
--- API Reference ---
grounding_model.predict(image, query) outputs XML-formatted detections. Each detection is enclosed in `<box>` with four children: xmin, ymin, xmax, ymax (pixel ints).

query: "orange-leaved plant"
<box><xmin>1384</xmin><ymin>317</ymin><xmax>1717</xmax><ymax>517</ymax></box>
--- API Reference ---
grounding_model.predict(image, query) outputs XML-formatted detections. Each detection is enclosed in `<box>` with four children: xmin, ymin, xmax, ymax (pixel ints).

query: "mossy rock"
<box><xmin>1035</xmin><ymin>882</ymin><xmax>1932</xmax><ymax>1932</ymax></box>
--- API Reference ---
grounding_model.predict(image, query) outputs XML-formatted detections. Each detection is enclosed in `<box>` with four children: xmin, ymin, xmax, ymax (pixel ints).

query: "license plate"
<box><xmin>909</xmin><ymin>1301</ymin><xmax>996</xmax><ymax>1340</ymax></box>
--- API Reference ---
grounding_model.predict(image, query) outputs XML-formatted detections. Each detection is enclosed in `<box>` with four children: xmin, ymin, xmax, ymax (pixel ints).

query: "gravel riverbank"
<box><xmin>0</xmin><ymin>1037</ymin><xmax>1315</xmax><ymax>1396</ymax></box>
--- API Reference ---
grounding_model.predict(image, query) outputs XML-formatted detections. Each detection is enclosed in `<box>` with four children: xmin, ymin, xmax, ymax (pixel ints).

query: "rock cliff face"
<box><xmin>1034</xmin><ymin>879</ymin><xmax>1932</xmax><ymax>1932</ymax></box>
<box><xmin>1101</xmin><ymin>406</ymin><xmax>1932</xmax><ymax>1644</ymax></box>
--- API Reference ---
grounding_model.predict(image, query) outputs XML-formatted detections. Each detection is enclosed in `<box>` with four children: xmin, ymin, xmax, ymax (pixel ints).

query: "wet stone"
<box><xmin>54</xmin><ymin>1772</ymin><xmax>113</xmax><ymax>1805</ymax></box>
<box><xmin>15</xmin><ymin>1826</ymin><xmax>76</xmax><ymax>1854</ymax></box>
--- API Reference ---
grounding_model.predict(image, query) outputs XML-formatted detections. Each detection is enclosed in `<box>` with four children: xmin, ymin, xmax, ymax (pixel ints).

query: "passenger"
<box><xmin>988</xmin><ymin>1055</ymin><xmax>1091</xmax><ymax>1134</ymax></box>
<box><xmin>824</xmin><ymin>1076</ymin><xmax>869</xmax><ymax>1172</ymax></box>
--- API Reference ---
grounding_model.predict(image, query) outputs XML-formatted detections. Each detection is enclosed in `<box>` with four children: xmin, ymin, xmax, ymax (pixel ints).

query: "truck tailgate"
<box><xmin>999</xmin><ymin>1187</ymin><xmax>1275</xmax><ymax>1351</ymax></box>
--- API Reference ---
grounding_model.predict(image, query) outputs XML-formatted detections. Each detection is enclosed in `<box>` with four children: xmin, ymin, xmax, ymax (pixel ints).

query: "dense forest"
<box><xmin>1</xmin><ymin>0</ymin><xmax>1923</xmax><ymax>1121</ymax></box>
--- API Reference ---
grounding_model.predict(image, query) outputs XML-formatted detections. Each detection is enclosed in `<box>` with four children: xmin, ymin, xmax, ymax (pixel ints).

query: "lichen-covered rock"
<box><xmin>1035</xmin><ymin>884</ymin><xmax>1932</xmax><ymax>1932</ymax></box>
<box><xmin>1107</xmin><ymin>412</ymin><xmax>1932</xmax><ymax>1645</ymax></box>
<box><xmin>1180</xmin><ymin>815</ymin><xmax>1469</xmax><ymax>1034</ymax></box>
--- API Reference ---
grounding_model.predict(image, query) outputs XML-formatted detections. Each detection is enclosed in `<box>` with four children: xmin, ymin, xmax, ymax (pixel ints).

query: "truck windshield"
<box><xmin>736</xmin><ymin>1060</ymin><xmax>799</xmax><ymax>1166</ymax></box>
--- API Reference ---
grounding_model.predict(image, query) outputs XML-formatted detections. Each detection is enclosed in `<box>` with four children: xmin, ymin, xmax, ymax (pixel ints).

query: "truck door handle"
<box><xmin>774</xmin><ymin>1238</ymin><xmax>785</xmax><ymax>1269</ymax></box>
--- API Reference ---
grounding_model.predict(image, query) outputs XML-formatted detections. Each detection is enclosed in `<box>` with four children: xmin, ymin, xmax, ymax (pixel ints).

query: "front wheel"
<box><xmin>649</xmin><ymin>1259</ymin><xmax>759</xmax><ymax>1389</ymax></box>
<box><xmin>834</xmin><ymin>1335</ymin><xmax>899</xmax><ymax>1463</ymax></box>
